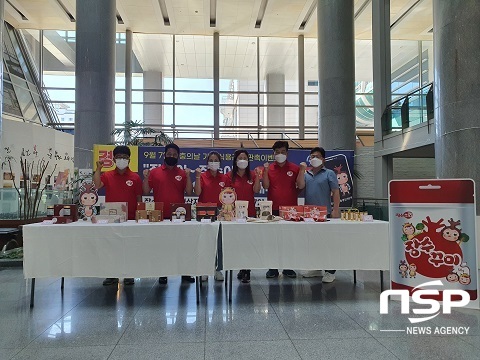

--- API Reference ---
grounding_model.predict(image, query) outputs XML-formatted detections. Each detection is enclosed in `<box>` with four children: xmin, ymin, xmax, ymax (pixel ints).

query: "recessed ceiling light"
<box><xmin>195</xmin><ymin>10</ymin><xmax>198</xmax><ymax>13</ymax></box>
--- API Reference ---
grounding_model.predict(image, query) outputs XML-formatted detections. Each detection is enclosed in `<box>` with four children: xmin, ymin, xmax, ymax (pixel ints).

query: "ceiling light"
<box><xmin>6</xmin><ymin>0</ymin><xmax>28</xmax><ymax>20</ymax></box>
<box><xmin>210</xmin><ymin>0</ymin><xmax>217</xmax><ymax>27</ymax></box>
<box><xmin>255</xmin><ymin>0</ymin><xmax>269</xmax><ymax>29</ymax></box>
<box><xmin>158</xmin><ymin>0</ymin><xmax>171</xmax><ymax>26</ymax></box>
<box><xmin>55</xmin><ymin>0</ymin><xmax>75</xmax><ymax>22</ymax></box>
<box><xmin>299</xmin><ymin>1</ymin><xmax>317</xmax><ymax>30</ymax></box>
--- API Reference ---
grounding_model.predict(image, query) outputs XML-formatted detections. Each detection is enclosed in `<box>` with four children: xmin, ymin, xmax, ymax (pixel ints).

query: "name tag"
<box><xmin>304</xmin><ymin>218</ymin><xmax>315</xmax><ymax>223</ymax></box>
<box><xmin>363</xmin><ymin>215</ymin><xmax>374</xmax><ymax>222</ymax></box>
<box><xmin>201</xmin><ymin>218</ymin><xmax>212</xmax><ymax>223</ymax></box>
<box><xmin>236</xmin><ymin>218</ymin><xmax>247</xmax><ymax>223</ymax></box>
<box><xmin>137</xmin><ymin>219</ymin><xmax>149</xmax><ymax>224</ymax></box>
<box><xmin>41</xmin><ymin>220</ymin><xmax>55</xmax><ymax>225</ymax></box>
<box><xmin>172</xmin><ymin>218</ymin><xmax>184</xmax><ymax>223</ymax></box>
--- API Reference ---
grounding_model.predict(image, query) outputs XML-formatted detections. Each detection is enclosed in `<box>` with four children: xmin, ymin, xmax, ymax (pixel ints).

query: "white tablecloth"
<box><xmin>221</xmin><ymin>219</ymin><xmax>389</xmax><ymax>271</ymax></box>
<box><xmin>23</xmin><ymin>221</ymin><xmax>219</xmax><ymax>278</ymax></box>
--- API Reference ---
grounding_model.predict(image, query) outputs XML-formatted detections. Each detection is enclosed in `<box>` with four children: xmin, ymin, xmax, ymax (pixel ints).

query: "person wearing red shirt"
<box><xmin>93</xmin><ymin>145</ymin><xmax>142</xmax><ymax>286</ymax></box>
<box><xmin>225</xmin><ymin>149</ymin><xmax>261</xmax><ymax>283</ymax></box>
<box><xmin>263</xmin><ymin>141</ymin><xmax>302</xmax><ymax>279</ymax></box>
<box><xmin>194</xmin><ymin>151</ymin><xmax>228</xmax><ymax>282</ymax></box>
<box><xmin>142</xmin><ymin>143</ymin><xmax>193</xmax><ymax>285</ymax></box>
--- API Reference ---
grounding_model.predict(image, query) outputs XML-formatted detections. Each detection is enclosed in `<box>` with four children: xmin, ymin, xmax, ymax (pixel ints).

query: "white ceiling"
<box><xmin>9</xmin><ymin>0</ymin><xmax>433</xmax><ymax>82</ymax></box>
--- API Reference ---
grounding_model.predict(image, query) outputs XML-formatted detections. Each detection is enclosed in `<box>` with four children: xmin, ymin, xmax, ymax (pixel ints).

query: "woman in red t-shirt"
<box><xmin>225</xmin><ymin>149</ymin><xmax>261</xmax><ymax>283</ymax></box>
<box><xmin>194</xmin><ymin>151</ymin><xmax>228</xmax><ymax>282</ymax></box>
<box><xmin>195</xmin><ymin>151</ymin><xmax>228</xmax><ymax>206</ymax></box>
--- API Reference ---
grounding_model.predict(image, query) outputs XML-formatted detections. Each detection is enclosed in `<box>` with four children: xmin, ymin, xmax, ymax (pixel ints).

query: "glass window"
<box><xmin>3</xmin><ymin>81</ymin><xmax>23</xmax><ymax>117</ymax></box>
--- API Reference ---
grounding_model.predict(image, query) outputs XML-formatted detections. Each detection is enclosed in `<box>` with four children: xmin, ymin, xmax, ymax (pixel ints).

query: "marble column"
<box><xmin>434</xmin><ymin>0</ymin><xmax>480</xmax><ymax>213</ymax></box>
<box><xmin>74</xmin><ymin>0</ymin><xmax>116</xmax><ymax>168</ymax></box>
<box><xmin>317</xmin><ymin>0</ymin><xmax>356</xmax><ymax>150</ymax></box>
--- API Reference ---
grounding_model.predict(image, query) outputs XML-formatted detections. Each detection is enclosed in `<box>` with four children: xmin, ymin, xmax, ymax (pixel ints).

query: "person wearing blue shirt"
<box><xmin>297</xmin><ymin>147</ymin><xmax>340</xmax><ymax>283</ymax></box>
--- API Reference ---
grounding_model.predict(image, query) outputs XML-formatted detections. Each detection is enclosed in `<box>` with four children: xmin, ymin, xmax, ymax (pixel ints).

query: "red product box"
<box><xmin>53</xmin><ymin>204</ymin><xmax>78</xmax><ymax>221</ymax></box>
<box><xmin>171</xmin><ymin>203</ymin><xmax>192</xmax><ymax>221</ymax></box>
<box><xmin>279</xmin><ymin>206</ymin><xmax>304</xmax><ymax>221</ymax></box>
<box><xmin>196</xmin><ymin>202</ymin><xmax>218</xmax><ymax>222</ymax></box>
<box><xmin>303</xmin><ymin>205</ymin><xmax>328</xmax><ymax>222</ymax></box>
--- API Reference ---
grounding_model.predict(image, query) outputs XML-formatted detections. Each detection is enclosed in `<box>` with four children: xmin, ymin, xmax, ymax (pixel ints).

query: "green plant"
<box><xmin>112</xmin><ymin>120</ymin><xmax>172</xmax><ymax>146</ymax></box>
<box><xmin>7</xmin><ymin>157</ymin><xmax>57</xmax><ymax>220</ymax></box>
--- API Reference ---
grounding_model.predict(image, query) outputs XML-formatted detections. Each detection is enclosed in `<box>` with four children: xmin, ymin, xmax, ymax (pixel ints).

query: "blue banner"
<box><xmin>137</xmin><ymin>147</ymin><xmax>354</xmax><ymax>207</ymax></box>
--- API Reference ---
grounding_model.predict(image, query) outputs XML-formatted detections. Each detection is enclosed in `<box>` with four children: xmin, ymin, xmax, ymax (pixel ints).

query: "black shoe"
<box><xmin>182</xmin><ymin>276</ymin><xmax>195</xmax><ymax>283</ymax></box>
<box><xmin>282</xmin><ymin>270</ymin><xmax>297</xmax><ymax>278</ymax></box>
<box><xmin>242</xmin><ymin>270</ymin><xmax>251</xmax><ymax>283</ymax></box>
<box><xmin>266</xmin><ymin>269</ymin><xmax>279</xmax><ymax>278</ymax></box>
<box><xmin>103</xmin><ymin>278</ymin><xmax>119</xmax><ymax>286</ymax></box>
<box><xmin>237</xmin><ymin>270</ymin><xmax>244</xmax><ymax>280</ymax></box>
<box><xmin>158</xmin><ymin>277</ymin><xmax>168</xmax><ymax>284</ymax></box>
<box><xmin>123</xmin><ymin>278</ymin><xmax>135</xmax><ymax>285</ymax></box>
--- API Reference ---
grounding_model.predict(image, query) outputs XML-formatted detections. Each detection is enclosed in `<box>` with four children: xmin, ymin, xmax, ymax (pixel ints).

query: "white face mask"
<box><xmin>309</xmin><ymin>157</ymin><xmax>323</xmax><ymax>168</ymax></box>
<box><xmin>115</xmin><ymin>158</ymin><xmax>129</xmax><ymax>170</ymax></box>
<box><xmin>208</xmin><ymin>161</ymin><xmax>220</xmax><ymax>171</ymax></box>
<box><xmin>275</xmin><ymin>154</ymin><xmax>287</xmax><ymax>164</ymax></box>
<box><xmin>237</xmin><ymin>160</ymin><xmax>248</xmax><ymax>169</ymax></box>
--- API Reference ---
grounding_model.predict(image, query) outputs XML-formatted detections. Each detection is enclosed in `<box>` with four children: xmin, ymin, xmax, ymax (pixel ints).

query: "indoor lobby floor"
<box><xmin>1</xmin><ymin>268</ymin><xmax>480</xmax><ymax>360</ymax></box>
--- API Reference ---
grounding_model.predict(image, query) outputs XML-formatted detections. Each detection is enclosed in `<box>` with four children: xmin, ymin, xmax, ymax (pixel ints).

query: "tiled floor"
<box><xmin>1</xmin><ymin>268</ymin><xmax>480</xmax><ymax>360</ymax></box>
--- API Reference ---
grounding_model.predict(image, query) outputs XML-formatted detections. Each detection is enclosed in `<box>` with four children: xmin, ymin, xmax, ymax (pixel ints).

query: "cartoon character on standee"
<box><xmin>399</xmin><ymin>260</ymin><xmax>408</xmax><ymax>278</ymax></box>
<box><xmin>401</xmin><ymin>223</ymin><xmax>417</xmax><ymax>241</ymax></box>
<box><xmin>408</xmin><ymin>263</ymin><xmax>417</xmax><ymax>278</ymax></box>
<box><xmin>79</xmin><ymin>182</ymin><xmax>98</xmax><ymax>218</ymax></box>
<box><xmin>334</xmin><ymin>164</ymin><xmax>351</xmax><ymax>196</ymax></box>
<box><xmin>446</xmin><ymin>272</ymin><xmax>459</xmax><ymax>283</ymax></box>
<box><xmin>218</xmin><ymin>187</ymin><xmax>236</xmax><ymax>221</ymax></box>
<box><xmin>403</xmin><ymin>216</ymin><xmax>470</xmax><ymax>279</ymax></box>
<box><xmin>441</xmin><ymin>218</ymin><xmax>470</xmax><ymax>244</ymax></box>
<box><xmin>459</xmin><ymin>273</ymin><xmax>471</xmax><ymax>285</ymax></box>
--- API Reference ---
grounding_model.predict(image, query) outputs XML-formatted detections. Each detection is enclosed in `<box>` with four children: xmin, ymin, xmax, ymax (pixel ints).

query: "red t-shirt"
<box><xmin>266</xmin><ymin>161</ymin><xmax>300</xmax><ymax>210</ymax></box>
<box><xmin>100</xmin><ymin>168</ymin><xmax>142</xmax><ymax>220</ymax></box>
<box><xmin>148</xmin><ymin>164</ymin><xmax>187</xmax><ymax>219</ymax></box>
<box><xmin>225</xmin><ymin>171</ymin><xmax>257</xmax><ymax>217</ymax></box>
<box><xmin>198</xmin><ymin>171</ymin><xmax>228</xmax><ymax>207</ymax></box>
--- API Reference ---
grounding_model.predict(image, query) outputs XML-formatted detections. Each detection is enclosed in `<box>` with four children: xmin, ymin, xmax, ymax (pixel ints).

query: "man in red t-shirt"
<box><xmin>142</xmin><ymin>143</ymin><xmax>193</xmax><ymax>284</ymax></box>
<box><xmin>93</xmin><ymin>145</ymin><xmax>142</xmax><ymax>286</ymax></box>
<box><xmin>262</xmin><ymin>140</ymin><xmax>301</xmax><ymax>279</ymax></box>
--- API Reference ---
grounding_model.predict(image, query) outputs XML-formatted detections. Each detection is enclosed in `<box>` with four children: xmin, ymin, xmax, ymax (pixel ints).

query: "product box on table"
<box><xmin>137</xmin><ymin>202</ymin><xmax>164</xmax><ymax>221</ymax></box>
<box><xmin>99</xmin><ymin>202</ymin><xmax>127</xmax><ymax>222</ymax></box>
<box><xmin>303</xmin><ymin>205</ymin><xmax>328</xmax><ymax>222</ymax></box>
<box><xmin>279</xmin><ymin>206</ymin><xmax>304</xmax><ymax>221</ymax></box>
<box><xmin>258</xmin><ymin>200</ymin><xmax>273</xmax><ymax>220</ymax></box>
<box><xmin>171</xmin><ymin>203</ymin><xmax>191</xmax><ymax>221</ymax></box>
<box><xmin>52</xmin><ymin>204</ymin><xmax>78</xmax><ymax>222</ymax></box>
<box><xmin>196</xmin><ymin>202</ymin><xmax>218</xmax><ymax>222</ymax></box>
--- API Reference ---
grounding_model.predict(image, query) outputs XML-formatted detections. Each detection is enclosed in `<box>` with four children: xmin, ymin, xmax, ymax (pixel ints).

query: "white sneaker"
<box><xmin>322</xmin><ymin>272</ymin><xmax>336</xmax><ymax>283</ymax></box>
<box><xmin>201</xmin><ymin>275</ymin><xmax>208</xmax><ymax>282</ymax></box>
<box><xmin>303</xmin><ymin>270</ymin><xmax>324</xmax><ymax>278</ymax></box>
<box><xmin>214</xmin><ymin>271</ymin><xmax>224</xmax><ymax>281</ymax></box>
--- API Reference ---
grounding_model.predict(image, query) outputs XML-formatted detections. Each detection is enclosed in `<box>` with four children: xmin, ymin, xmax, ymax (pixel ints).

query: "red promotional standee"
<box><xmin>389</xmin><ymin>179</ymin><xmax>478</xmax><ymax>305</ymax></box>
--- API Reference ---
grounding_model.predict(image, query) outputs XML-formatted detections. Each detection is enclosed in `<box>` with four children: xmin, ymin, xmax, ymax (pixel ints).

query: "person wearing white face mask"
<box><xmin>194</xmin><ymin>151</ymin><xmax>228</xmax><ymax>282</ymax></box>
<box><xmin>263</xmin><ymin>141</ymin><xmax>301</xmax><ymax>279</ymax></box>
<box><xmin>297</xmin><ymin>146</ymin><xmax>340</xmax><ymax>282</ymax></box>
<box><xmin>225</xmin><ymin>149</ymin><xmax>261</xmax><ymax>283</ymax></box>
<box><xmin>93</xmin><ymin>145</ymin><xmax>143</xmax><ymax>286</ymax></box>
